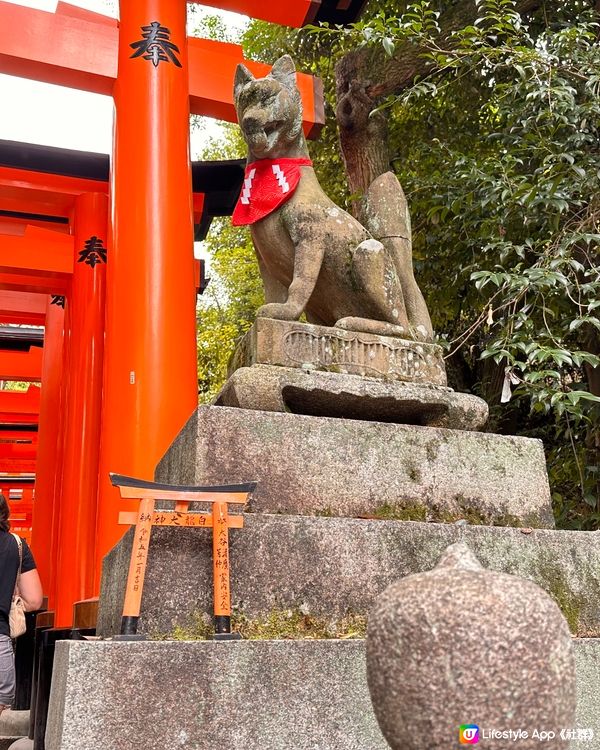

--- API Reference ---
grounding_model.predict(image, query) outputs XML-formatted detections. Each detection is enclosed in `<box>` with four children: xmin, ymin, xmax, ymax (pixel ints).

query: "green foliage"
<box><xmin>0</xmin><ymin>381</ymin><xmax>30</xmax><ymax>392</ymax></box>
<box><xmin>195</xmin><ymin>124</ymin><xmax>263</xmax><ymax>402</ymax></box>
<box><xmin>196</xmin><ymin>220</ymin><xmax>263</xmax><ymax>402</ymax></box>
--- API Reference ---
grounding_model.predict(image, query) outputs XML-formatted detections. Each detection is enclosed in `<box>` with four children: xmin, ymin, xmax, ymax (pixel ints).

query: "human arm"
<box><xmin>18</xmin><ymin>568</ymin><xmax>43</xmax><ymax>612</ymax></box>
<box><xmin>17</xmin><ymin>539</ymin><xmax>43</xmax><ymax>611</ymax></box>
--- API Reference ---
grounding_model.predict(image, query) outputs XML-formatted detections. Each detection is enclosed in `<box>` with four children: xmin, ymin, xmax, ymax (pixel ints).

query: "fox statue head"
<box><xmin>234</xmin><ymin>55</ymin><xmax>305</xmax><ymax>161</ymax></box>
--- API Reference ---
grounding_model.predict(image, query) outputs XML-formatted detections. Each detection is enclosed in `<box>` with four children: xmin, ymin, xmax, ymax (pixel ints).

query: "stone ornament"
<box><xmin>233</xmin><ymin>54</ymin><xmax>434</xmax><ymax>342</ymax></box>
<box><xmin>366</xmin><ymin>542</ymin><xmax>576</xmax><ymax>749</ymax></box>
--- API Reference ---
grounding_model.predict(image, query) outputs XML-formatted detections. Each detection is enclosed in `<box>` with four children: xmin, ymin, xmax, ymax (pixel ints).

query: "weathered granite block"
<box><xmin>0</xmin><ymin>711</ymin><xmax>29</xmax><ymax>739</ymax></box>
<box><xmin>229</xmin><ymin>317</ymin><xmax>447</xmax><ymax>385</ymax></box>
<box><xmin>45</xmin><ymin>639</ymin><xmax>600</xmax><ymax>750</ymax></box>
<box><xmin>156</xmin><ymin>406</ymin><xmax>553</xmax><ymax>527</ymax></box>
<box><xmin>98</xmin><ymin>516</ymin><xmax>600</xmax><ymax>638</ymax></box>
<box><xmin>215</xmin><ymin>364</ymin><xmax>488</xmax><ymax>430</ymax></box>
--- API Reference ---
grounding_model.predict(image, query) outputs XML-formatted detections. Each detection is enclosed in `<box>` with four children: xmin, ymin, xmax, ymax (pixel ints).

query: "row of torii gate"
<box><xmin>0</xmin><ymin>0</ymin><xmax>366</xmax><ymax>627</ymax></box>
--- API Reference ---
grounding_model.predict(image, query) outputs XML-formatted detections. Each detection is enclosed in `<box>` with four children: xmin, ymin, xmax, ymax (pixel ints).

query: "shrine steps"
<box><xmin>46</xmin><ymin>638</ymin><xmax>600</xmax><ymax>750</ymax></box>
<box><xmin>97</xmin><ymin>514</ymin><xmax>600</xmax><ymax>639</ymax></box>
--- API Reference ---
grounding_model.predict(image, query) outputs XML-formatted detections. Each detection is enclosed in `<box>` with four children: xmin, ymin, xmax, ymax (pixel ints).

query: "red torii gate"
<box><xmin>0</xmin><ymin>168</ymin><xmax>106</xmax><ymax>616</ymax></box>
<box><xmin>0</xmin><ymin>383</ymin><xmax>39</xmax><ymax>535</ymax></box>
<box><xmin>0</xmin><ymin>2</ymin><xmax>324</xmax><ymax>136</ymax></box>
<box><xmin>0</xmin><ymin>0</ymin><xmax>364</xmax><ymax>626</ymax></box>
<box><xmin>0</xmin><ymin>387</ymin><xmax>39</xmax><ymax>479</ymax></box>
<box><xmin>0</xmin><ymin>141</ymin><xmax>239</xmax><ymax>620</ymax></box>
<box><xmin>0</xmin><ymin>292</ymin><xmax>47</xmax><ymax>325</ymax></box>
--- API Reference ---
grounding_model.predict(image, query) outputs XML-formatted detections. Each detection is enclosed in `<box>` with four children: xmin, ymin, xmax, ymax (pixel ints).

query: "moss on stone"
<box><xmin>358</xmin><ymin>499</ymin><xmax>545</xmax><ymax>527</ymax></box>
<box><xmin>425</xmin><ymin>440</ymin><xmax>441</xmax><ymax>462</ymax></box>
<box><xmin>437</xmin><ymin>498</ymin><xmax>545</xmax><ymax>529</ymax></box>
<box><xmin>535</xmin><ymin>554</ymin><xmax>586</xmax><ymax>634</ymax></box>
<box><xmin>153</xmin><ymin>609</ymin><xmax>368</xmax><ymax>641</ymax></box>
<box><xmin>315</xmin><ymin>507</ymin><xmax>335</xmax><ymax>517</ymax></box>
<box><xmin>373</xmin><ymin>501</ymin><xmax>428</xmax><ymax>522</ymax></box>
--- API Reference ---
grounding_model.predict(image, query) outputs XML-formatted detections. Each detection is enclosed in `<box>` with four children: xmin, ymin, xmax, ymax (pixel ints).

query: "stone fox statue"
<box><xmin>233</xmin><ymin>55</ymin><xmax>433</xmax><ymax>341</ymax></box>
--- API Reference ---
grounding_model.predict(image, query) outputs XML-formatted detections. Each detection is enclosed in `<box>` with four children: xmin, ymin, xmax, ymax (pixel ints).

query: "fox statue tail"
<box><xmin>361</xmin><ymin>172</ymin><xmax>433</xmax><ymax>341</ymax></box>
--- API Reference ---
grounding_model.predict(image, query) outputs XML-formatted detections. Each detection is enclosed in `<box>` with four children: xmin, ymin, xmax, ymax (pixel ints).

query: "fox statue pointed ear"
<box><xmin>269</xmin><ymin>55</ymin><xmax>297</xmax><ymax>90</ymax></box>
<box><xmin>234</xmin><ymin>64</ymin><xmax>255</xmax><ymax>103</ymax></box>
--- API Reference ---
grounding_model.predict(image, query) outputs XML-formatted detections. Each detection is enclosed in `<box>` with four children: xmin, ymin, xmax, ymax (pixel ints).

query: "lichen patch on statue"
<box><xmin>232</xmin><ymin>158</ymin><xmax>312</xmax><ymax>226</ymax></box>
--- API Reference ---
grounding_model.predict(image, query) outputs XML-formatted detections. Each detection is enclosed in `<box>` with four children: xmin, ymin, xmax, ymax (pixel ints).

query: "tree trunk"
<box><xmin>334</xmin><ymin>0</ymin><xmax>543</xmax><ymax>199</ymax></box>
<box><xmin>335</xmin><ymin>65</ymin><xmax>391</xmax><ymax>214</ymax></box>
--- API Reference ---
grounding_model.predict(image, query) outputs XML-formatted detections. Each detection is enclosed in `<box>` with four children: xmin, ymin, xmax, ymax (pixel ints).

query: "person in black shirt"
<box><xmin>0</xmin><ymin>493</ymin><xmax>43</xmax><ymax>714</ymax></box>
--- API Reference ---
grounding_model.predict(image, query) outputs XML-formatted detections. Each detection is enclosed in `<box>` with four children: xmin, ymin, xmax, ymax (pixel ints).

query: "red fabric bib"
<box><xmin>232</xmin><ymin>158</ymin><xmax>313</xmax><ymax>226</ymax></box>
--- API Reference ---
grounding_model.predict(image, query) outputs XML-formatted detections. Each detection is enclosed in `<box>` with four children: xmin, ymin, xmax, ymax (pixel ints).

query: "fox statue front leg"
<box><xmin>256</xmin><ymin>240</ymin><xmax>325</xmax><ymax>321</ymax></box>
<box><xmin>257</xmin><ymin>254</ymin><xmax>288</xmax><ymax>306</ymax></box>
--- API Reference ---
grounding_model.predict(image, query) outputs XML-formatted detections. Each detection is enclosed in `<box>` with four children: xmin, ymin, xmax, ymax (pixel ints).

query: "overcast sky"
<box><xmin>0</xmin><ymin>0</ymin><xmax>247</xmax><ymax>156</ymax></box>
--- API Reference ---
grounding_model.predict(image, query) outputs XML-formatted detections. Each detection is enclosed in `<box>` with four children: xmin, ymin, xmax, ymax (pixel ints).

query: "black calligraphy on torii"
<box><xmin>130</xmin><ymin>21</ymin><xmax>182</xmax><ymax>68</ymax></box>
<box><xmin>78</xmin><ymin>236</ymin><xmax>107</xmax><ymax>268</ymax></box>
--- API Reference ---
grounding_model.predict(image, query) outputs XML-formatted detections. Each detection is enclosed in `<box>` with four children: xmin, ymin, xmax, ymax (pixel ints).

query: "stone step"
<box><xmin>0</xmin><ymin>710</ymin><xmax>29</xmax><ymax>750</ymax></box>
<box><xmin>98</xmin><ymin>515</ymin><xmax>600</xmax><ymax>638</ymax></box>
<box><xmin>46</xmin><ymin>638</ymin><xmax>600</xmax><ymax>750</ymax></box>
<box><xmin>156</xmin><ymin>405</ymin><xmax>554</xmax><ymax>528</ymax></box>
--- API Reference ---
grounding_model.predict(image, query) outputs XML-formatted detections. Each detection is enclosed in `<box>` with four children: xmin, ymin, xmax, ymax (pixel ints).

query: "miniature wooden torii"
<box><xmin>112</xmin><ymin>473</ymin><xmax>255</xmax><ymax>638</ymax></box>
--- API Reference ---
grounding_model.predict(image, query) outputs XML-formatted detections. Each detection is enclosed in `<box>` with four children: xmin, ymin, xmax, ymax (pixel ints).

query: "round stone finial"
<box><xmin>366</xmin><ymin>543</ymin><xmax>576</xmax><ymax>749</ymax></box>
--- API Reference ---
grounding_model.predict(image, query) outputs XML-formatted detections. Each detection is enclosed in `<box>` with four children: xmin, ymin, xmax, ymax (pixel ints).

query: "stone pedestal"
<box><xmin>216</xmin><ymin>365</ymin><xmax>488</xmax><ymax>430</ymax></box>
<box><xmin>97</xmin><ymin>515</ymin><xmax>600</xmax><ymax>638</ymax></box>
<box><xmin>65</xmin><ymin>320</ymin><xmax>596</xmax><ymax>750</ymax></box>
<box><xmin>219</xmin><ymin>319</ymin><xmax>490</xmax><ymax>429</ymax></box>
<box><xmin>229</xmin><ymin>318</ymin><xmax>448</xmax><ymax>385</ymax></box>
<box><xmin>157</xmin><ymin>406</ymin><xmax>552</xmax><ymax>526</ymax></box>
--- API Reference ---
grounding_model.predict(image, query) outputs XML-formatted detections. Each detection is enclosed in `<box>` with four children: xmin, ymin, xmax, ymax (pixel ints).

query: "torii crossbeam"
<box><xmin>0</xmin><ymin>2</ymin><xmax>324</xmax><ymax>137</ymax></box>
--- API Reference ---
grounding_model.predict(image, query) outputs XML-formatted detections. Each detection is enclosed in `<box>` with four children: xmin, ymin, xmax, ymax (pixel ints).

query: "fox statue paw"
<box><xmin>256</xmin><ymin>302</ymin><xmax>301</xmax><ymax>321</ymax></box>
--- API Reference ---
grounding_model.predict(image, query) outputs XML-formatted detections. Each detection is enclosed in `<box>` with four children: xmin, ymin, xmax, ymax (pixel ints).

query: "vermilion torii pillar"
<box><xmin>54</xmin><ymin>193</ymin><xmax>108</xmax><ymax>626</ymax></box>
<box><xmin>96</xmin><ymin>1</ymin><xmax>197</xmax><ymax>576</ymax></box>
<box><xmin>30</xmin><ymin>297</ymin><xmax>65</xmax><ymax>607</ymax></box>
